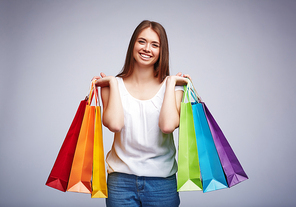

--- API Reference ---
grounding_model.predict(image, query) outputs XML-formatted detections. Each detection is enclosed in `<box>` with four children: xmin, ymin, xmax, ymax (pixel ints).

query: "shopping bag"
<box><xmin>67</xmin><ymin>86</ymin><xmax>96</xmax><ymax>194</ymax></box>
<box><xmin>91</xmin><ymin>105</ymin><xmax>108</xmax><ymax>198</ymax></box>
<box><xmin>192</xmin><ymin>102</ymin><xmax>228</xmax><ymax>192</ymax></box>
<box><xmin>190</xmin><ymin>82</ymin><xmax>228</xmax><ymax>193</ymax></box>
<box><xmin>46</xmin><ymin>99</ymin><xmax>87</xmax><ymax>192</ymax></box>
<box><xmin>177</xmin><ymin>84</ymin><xmax>203</xmax><ymax>192</ymax></box>
<box><xmin>203</xmin><ymin>103</ymin><xmax>248</xmax><ymax>187</ymax></box>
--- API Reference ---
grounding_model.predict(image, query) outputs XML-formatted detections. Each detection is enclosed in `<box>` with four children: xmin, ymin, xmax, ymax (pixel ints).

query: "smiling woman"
<box><xmin>93</xmin><ymin>20</ymin><xmax>190</xmax><ymax>207</ymax></box>
<box><xmin>117</xmin><ymin>20</ymin><xmax>170</xmax><ymax>82</ymax></box>
<box><xmin>133</xmin><ymin>28</ymin><xmax>160</xmax><ymax>69</ymax></box>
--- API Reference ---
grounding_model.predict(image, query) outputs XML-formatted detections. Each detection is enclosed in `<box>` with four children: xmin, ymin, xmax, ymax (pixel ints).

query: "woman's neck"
<box><xmin>122</xmin><ymin>64</ymin><xmax>164</xmax><ymax>100</ymax></box>
<box><xmin>129</xmin><ymin>63</ymin><xmax>157</xmax><ymax>84</ymax></box>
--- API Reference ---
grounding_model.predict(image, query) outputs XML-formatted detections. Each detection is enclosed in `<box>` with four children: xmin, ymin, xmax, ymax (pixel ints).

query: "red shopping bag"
<box><xmin>46</xmin><ymin>99</ymin><xmax>87</xmax><ymax>192</ymax></box>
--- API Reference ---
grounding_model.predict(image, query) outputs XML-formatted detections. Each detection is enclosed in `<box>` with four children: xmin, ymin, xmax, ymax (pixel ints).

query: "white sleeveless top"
<box><xmin>106</xmin><ymin>77</ymin><xmax>182</xmax><ymax>177</ymax></box>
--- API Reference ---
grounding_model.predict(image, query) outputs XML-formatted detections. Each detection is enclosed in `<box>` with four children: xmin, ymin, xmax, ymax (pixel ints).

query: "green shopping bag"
<box><xmin>177</xmin><ymin>84</ymin><xmax>203</xmax><ymax>191</ymax></box>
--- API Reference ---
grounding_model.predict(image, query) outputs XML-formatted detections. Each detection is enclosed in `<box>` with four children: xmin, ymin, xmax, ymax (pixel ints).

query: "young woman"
<box><xmin>94</xmin><ymin>20</ymin><xmax>189</xmax><ymax>207</ymax></box>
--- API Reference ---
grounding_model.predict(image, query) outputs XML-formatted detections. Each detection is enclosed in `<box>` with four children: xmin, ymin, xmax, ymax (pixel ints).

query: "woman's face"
<box><xmin>133</xmin><ymin>27</ymin><xmax>160</xmax><ymax>68</ymax></box>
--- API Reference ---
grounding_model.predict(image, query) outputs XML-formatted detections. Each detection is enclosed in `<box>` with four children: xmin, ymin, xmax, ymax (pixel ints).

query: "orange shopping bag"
<box><xmin>67</xmin><ymin>85</ymin><xmax>96</xmax><ymax>194</ymax></box>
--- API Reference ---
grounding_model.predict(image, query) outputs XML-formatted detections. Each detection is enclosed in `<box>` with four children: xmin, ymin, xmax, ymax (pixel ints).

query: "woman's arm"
<box><xmin>94</xmin><ymin>73</ymin><xmax>124</xmax><ymax>133</ymax></box>
<box><xmin>159</xmin><ymin>73</ymin><xmax>189</xmax><ymax>134</ymax></box>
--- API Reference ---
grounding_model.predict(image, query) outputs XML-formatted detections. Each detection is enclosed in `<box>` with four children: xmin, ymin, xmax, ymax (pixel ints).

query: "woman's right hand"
<box><xmin>92</xmin><ymin>73</ymin><xmax>124</xmax><ymax>132</ymax></box>
<box><xmin>92</xmin><ymin>72</ymin><xmax>116</xmax><ymax>88</ymax></box>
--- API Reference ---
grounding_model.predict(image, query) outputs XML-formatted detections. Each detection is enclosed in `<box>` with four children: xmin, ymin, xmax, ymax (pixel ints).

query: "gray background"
<box><xmin>1</xmin><ymin>0</ymin><xmax>295</xmax><ymax>206</ymax></box>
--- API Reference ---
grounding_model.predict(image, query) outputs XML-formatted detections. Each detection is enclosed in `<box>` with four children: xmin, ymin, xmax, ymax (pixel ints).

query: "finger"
<box><xmin>176</xmin><ymin>72</ymin><xmax>182</xmax><ymax>76</ymax></box>
<box><xmin>92</xmin><ymin>76</ymin><xmax>100</xmax><ymax>81</ymax></box>
<box><xmin>100</xmin><ymin>72</ymin><xmax>106</xmax><ymax>78</ymax></box>
<box><xmin>183</xmin><ymin>74</ymin><xmax>192</xmax><ymax>80</ymax></box>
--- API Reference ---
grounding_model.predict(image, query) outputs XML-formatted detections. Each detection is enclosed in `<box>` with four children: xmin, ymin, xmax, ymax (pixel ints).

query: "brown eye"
<box><xmin>152</xmin><ymin>43</ymin><xmax>159</xmax><ymax>48</ymax></box>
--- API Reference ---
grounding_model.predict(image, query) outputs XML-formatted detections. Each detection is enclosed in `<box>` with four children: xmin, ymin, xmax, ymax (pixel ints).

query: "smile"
<box><xmin>140</xmin><ymin>53</ymin><xmax>152</xmax><ymax>59</ymax></box>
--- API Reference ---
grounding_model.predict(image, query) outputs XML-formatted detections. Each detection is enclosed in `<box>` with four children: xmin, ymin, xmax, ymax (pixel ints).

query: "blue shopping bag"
<box><xmin>190</xmin><ymin>82</ymin><xmax>228</xmax><ymax>193</ymax></box>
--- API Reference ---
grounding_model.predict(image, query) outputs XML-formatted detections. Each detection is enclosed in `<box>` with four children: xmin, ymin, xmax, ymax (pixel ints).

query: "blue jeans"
<box><xmin>106</xmin><ymin>172</ymin><xmax>180</xmax><ymax>207</ymax></box>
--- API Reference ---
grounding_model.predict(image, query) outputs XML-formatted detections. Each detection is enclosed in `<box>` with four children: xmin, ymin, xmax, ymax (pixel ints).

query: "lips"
<box><xmin>140</xmin><ymin>53</ymin><xmax>152</xmax><ymax>60</ymax></box>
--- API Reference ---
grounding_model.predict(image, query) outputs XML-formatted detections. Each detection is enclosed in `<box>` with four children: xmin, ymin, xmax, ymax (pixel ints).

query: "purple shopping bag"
<box><xmin>203</xmin><ymin>103</ymin><xmax>248</xmax><ymax>187</ymax></box>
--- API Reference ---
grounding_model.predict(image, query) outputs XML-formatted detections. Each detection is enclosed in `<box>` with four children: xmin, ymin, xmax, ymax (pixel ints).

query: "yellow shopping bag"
<box><xmin>91</xmin><ymin>106</ymin><xmax>108</xmax><ymax>198</ymax></box>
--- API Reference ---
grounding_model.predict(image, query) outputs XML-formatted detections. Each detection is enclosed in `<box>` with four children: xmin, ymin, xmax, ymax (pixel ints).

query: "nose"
<box><xmin>143</xmin><ymin>43</ymin><xmax>151</xmax><ymax>52</ymax></box>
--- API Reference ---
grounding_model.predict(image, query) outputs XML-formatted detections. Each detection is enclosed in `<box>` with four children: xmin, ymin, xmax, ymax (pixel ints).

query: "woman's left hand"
<box><xmin>159</xmin><ymin>72</ymin><xmax>191</xmax><ymax>133</ymax></box>
<box><xmin>176</xmin><ymin>72</ymin><xmax>192</xmax><ymax>81</ymax></box>
<box><xmin>167</xmin><ymin>72</ymin><xmax>191</xmax><ymax>86</ymax></box>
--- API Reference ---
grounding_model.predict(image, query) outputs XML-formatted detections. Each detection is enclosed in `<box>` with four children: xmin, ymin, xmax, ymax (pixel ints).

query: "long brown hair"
<box><xmin>117</xmin><ymin>20</ymin><xmax>170</xmax><ymax>82</ymax></box>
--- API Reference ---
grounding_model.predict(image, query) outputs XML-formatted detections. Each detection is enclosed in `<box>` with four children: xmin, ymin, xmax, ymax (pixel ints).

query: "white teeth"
<box><xmin>141</xmin><ymin>54</ymin><xmax>150</xmax><ymax>58</ymax></box>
